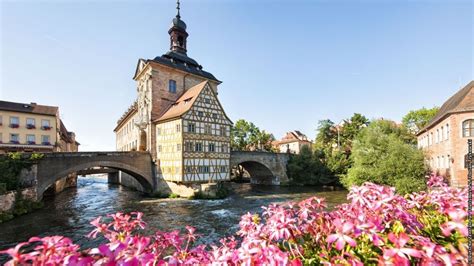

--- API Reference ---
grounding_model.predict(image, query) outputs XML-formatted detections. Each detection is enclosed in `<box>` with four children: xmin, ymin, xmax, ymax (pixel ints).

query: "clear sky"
<box><xmin>1</xmin><ymin>0</ymin><xmax>472</xmax><ymax>151</ymax></box>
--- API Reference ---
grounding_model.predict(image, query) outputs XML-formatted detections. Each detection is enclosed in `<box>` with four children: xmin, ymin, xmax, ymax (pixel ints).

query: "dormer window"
<box><xmin>169</xmin><ymin>79</ymin><xmax>177</xmax><ymax>93</ymax></box>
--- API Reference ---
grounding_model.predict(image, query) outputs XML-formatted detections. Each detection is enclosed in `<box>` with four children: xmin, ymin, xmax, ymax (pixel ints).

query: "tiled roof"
<box><xmin>155</xmin><ymin>81</ymin><xmax>208</xmax><ymax>122</ymax></box>
<box><xmin>418</xmin><ymin>80</ymin><xmax>474</xmax><ymax>134</ymax></box>
<box><xmin>0</xmin><ymin>100</ymin><xmax>58</xmax><ymax>116</ymax></box>
<box><xmin>137</xmin><ymin>51</ymin><xmax>220</xmax><ymax>82</ymax></box>
<box><xmin>274</xmin><ymin>130</ymin><xmax>312</xmax><ymax>145</ymax></box>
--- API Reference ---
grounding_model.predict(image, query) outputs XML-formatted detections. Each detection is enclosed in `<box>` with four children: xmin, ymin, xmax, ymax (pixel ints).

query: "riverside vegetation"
<box><xmin>0</xmin><ymin>175</ymin><xmax>467</xmax><ymax>265</ymax></box>
<box><xmin>0</xmin><ymin>152</ymin><xmax>44</xmax><ymax>223</ymax></box>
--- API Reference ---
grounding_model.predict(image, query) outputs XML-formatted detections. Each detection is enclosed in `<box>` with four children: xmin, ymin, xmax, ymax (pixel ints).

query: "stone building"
<box><xmin>274</xmin><ymin>131</ymin><xmax>312</xmax><ymax>154</ymax></box>
<box><xmin>114</xmin><ymin>2</ymin><xmax>231</xmax><ymax>185</ymax></box>
<box><xmin>0</xmin><ymin>100</ymin><xmax>79</xmax><ymax>154</ymax></box>
<box><xmin>417</xmin><ymin>80</ymin><xmax>473</xmax><ymax>186</ymax></box>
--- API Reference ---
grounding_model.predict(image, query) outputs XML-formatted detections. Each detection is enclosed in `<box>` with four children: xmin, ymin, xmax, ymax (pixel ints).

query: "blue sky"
<box><xmin>1</xmin><ymin>0</ymin><xmax>472</xmax><ymax>151</ymax></box>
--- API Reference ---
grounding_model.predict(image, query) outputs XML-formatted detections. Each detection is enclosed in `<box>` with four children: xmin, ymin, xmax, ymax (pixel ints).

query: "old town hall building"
<box><xmin>114</xmin><ymin>3</ymin><xmax>232</xmax><ymax>184</ymax></box>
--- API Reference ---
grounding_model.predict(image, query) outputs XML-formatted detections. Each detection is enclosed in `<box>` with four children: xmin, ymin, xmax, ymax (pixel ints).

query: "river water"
<box><xmin>0</xmin><ymin>176</ymin><xmax>347</xmax><ymax>251</ymax></box>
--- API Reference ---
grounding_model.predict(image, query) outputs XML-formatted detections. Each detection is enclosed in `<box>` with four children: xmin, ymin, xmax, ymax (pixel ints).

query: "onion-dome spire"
<box><xmin>169</xmin><ymin>0</ymin><xmax>188</xmax><ymax>54</ymax></box>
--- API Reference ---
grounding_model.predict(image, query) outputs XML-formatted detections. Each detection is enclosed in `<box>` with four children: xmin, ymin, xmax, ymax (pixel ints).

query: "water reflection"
<box><xmin>0</xmin><ymin>176</ymin><xmax>347</xmax><ymax>250</ymax></box>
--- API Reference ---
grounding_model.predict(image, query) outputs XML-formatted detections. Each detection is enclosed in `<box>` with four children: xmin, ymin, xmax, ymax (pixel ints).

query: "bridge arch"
<box><xmin>233</xmin><ymin>160</ymin><xmax>277</xmax><ymax>185</ymax></box>
<box><xmin>36</xmin><ymin>152</ymin><xmax>155</xmax><ymax>198</ymax></box>
<box><xmin>230</xmin><ymin>151</ymin><xmax>290</xmax><ymax>185</ymax></box>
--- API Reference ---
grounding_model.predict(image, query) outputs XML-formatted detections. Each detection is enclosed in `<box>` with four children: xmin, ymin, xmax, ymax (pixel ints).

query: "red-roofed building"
<box><xmin>274</xmin><ymin>131</ymin><xmax>312</xmax><ymax>154</ymax></box>
<box><xmin>417</xmin><ymin>81</ymin><xmax>474</xmax><ymax>186</ymax></box>
<box><xmin>0</xmin><ymin>100</ymin><xmax>79</xmax><ymax>154</ymax></box>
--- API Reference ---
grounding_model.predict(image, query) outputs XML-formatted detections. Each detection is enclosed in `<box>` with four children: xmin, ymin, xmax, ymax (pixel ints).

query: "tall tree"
<box><xmin>314</xmin><ymin>119</ymin><xmax>336</xmax><ymax>149</ymax></box>
<box><xmin>230</xmin><ymin>119</ymin><xmax>276</xmax><ymax>152</ymax></box>
<box><xmin>402</xmin><ymin>107</ymin><xmax>439</xmax><ymax>134</ymax></box>
<box><xmin>340</xmin><ymin>113</ymin><xmax>370</xmax><ymax>150</ymax></box>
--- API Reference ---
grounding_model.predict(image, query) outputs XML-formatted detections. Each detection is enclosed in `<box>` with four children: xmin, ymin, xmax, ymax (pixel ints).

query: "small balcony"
<box><xmin>10</xmin><ymin>140</ymin><xmax>20</xmax><ymax>144</ymax></box>
<box><xmin>26</xmin><ymin>124</ymin><xmax>36</xmax><ymax>129</ymax></box>
<box><xmin>9</xmin><ymin>124</ymin><xmax>19</xmax><ymax>129</ymax></box>
<box><xmin>42</xmin><ymin>141</ymin><xmax>51</xmax><ymax>145</ymax></box>
<box><xmin>41</xmin><ymin>126</ymin><xmax>52</xmax><ymax>130</ymax></box>
<box><xmin>27</xmin><ymin>141</ymin><xmax>36</xmax><ymax>145</ymax></box>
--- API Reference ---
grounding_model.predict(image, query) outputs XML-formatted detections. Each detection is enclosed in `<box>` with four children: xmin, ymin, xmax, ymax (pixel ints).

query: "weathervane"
<box><xmin>176</xmin><ymin>0</ymin><xmax>181</xmax><ymax>18</ymax></box>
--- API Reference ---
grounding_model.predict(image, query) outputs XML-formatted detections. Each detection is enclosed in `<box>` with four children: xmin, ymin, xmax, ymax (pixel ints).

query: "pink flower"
<box><xmin>327</xmin><ymin>219</ymin><xmax>357</xmax><ymax>250</ymax></box>
<box><xmin>0</xmin><ymin>242</ymin><xmax>31</xmax><ymax>266</ymax></box>
<box><xmin>383</xmin><ymin>232</ymin><xmax>422</xmax><ymax>264</ymax></box>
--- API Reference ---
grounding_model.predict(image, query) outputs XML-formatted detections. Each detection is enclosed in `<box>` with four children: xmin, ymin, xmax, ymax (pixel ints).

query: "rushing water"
<box><xmin>0</xmin><ymin>176</ymin><xmax>347</xmax><ymax>251</ymax></box>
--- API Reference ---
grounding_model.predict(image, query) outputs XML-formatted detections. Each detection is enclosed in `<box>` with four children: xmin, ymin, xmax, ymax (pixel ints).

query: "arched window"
<box><xmin>177</xmin><ymin>36</ymin><xmax>184</xmax><ymax>47</ymax></box>
<box><xmin>462</xmin><ymin>119</ymin><xmax>474</xmax><ymax>137</ymax></box>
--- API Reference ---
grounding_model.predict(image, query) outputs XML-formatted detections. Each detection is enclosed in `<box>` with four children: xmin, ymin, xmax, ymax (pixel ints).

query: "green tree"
<box><xmin>340</xmin><ymin>113</ymin><xmax>370</xmax><ymax>151</ymax></box>
<box><xmin>287</xmin><ymin>145</ymin><xmax>334</xmax><ymax>185</ymax></box>
<box><xmin>230</xmin><ymin>119</ymin><xmax>259</xmax><ymax>151</ymax></box>
<box><xmin>313</xmin><ymin>114</ymin><xmax>369</xmax><ymax>180</ymax></box>
<box><xmin>342</xmin><ymin>119</ymin><xmax>428</xmax><ymax>194</ymax></box>
<box><xmin>230</xmin><ymin>119</ymin><xmax>276</xmax><ymax>152</ymax></box>
<box><xmin>402</xmin><ymin>107</ymin><xmax>439</xmax><ymax>134</ymax></box>
<box><xmin>314</xmin><ymin>119</ymin><xmax>336</xmax><ymax>149</ymax></box>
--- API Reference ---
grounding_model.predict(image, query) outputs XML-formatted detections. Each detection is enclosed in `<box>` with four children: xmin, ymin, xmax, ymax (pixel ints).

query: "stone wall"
<box><xmin>0</xmin><ymin>187</ymin><xmax>38</xmax><ymax>212</ymax></box>
<box><xmin>118</xmin><ymin>171</ymin><xmax>145</xmax><ymax>192</ymax></box>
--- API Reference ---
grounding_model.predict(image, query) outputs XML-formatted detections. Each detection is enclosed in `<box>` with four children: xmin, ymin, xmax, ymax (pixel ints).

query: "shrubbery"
<box><xmin>342</xmin><ymin>120</ymin><xmax>428</xmax><ymax>194</ymax></box>
<box><xmin>287</xmin><ymin>145</ymin><xmax>335</xmax><ymax>185</ymax></box>
<box><xmin>1</xmin><ymin>175</ymin><xmax>467</xmax><ymax>265</ymax></box>
<box><xmin>0</xmin><ymin>152</ymin><xmax>44</xmax><ymax>193</ymax></box>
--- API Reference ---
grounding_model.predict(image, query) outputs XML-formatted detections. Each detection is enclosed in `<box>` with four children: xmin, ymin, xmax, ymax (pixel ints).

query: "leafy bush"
<box><xmin>0</xmin><ymin>175</ymin><xmax>467</xmax><ymax>265</ymax></box>
<box><xmin>0</xmin><ymin>152</ymin><xmax>44</xmax><ymax>193</ymax></box>
<box><xmin>342</xmin><ymin>120</ymin><xmax>428</xmax><ymax>194</ymax></box>
<box><xmin>287</xmin><ymin>145</ymin><xmax>335</xmax><ymax>185</ymax></box>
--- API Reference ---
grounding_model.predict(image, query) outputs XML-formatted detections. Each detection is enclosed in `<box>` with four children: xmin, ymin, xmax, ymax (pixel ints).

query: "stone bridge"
<box><xmin>19</xmin><ymin>151</ymin><xmax>290</xmax><ymax>199</ymax></box>
<box><xmin>36</xmin><ymin>152</ymin><xmax>155</xmax><ymax>197</ymax></box>
<box><xmin>230</xmin><ymin>151</ymin><xmax>290</xmax><ymax>185</ymax></box>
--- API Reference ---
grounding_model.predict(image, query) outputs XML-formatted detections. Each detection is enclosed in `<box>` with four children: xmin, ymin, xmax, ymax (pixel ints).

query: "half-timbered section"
<box><xmin>156</xmin><ymin>81</ymin><xmax>232</xmax><ymax>183</ymax></box>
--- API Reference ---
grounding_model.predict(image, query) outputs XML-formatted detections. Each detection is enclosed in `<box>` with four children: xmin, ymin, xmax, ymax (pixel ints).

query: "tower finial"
<box><xmin>176</xmin><ymin>0</ymin><xmax>181</xmax><ymax>19</ymax></box>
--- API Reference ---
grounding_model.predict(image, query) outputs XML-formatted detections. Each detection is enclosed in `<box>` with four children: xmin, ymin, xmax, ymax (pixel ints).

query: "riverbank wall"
<box><xmin>112</xmin><ymin>170</ymin><xmax>223</xmax><ymax>198</ymax></box>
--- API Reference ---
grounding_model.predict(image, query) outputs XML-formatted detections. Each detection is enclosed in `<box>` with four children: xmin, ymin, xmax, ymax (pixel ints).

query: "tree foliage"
<box><xmin>402</xmin><ymin>107</ymin><xmax>439</xmax><ymax>134</ymax></box>
<box><xmin>312</xmin><ymin>113</ymin><xmax>369</xmax><ymax>181</ymax></box>
<box><xmin>287</xmin><ymin>146</ymin><xmax>334</xmax><ymax>185</ymax></box>
<box><xmin>342</xmin><ymin>119</ymin><xmax>428</xmax><ymax>194</ymax></box>
<box><xmin>230</xmin><ymin>119</ymin><xmax>276</xmax><ymax>152</ymax></box>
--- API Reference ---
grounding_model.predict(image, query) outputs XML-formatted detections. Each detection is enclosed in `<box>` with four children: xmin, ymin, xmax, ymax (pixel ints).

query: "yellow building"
<box><xmin>114</xmin><ymin>3</ymin><xmax>232</xmax><ymax>185</ymax></box>
<box><xmin>156</xmin><ymin>81</ymin><xmax>232</xmax><ymax>183</ymax></box>
<box><xmin>0</xmin><ymin>100</ymin><xmax>79</xmax><ymax>154</ymax></box>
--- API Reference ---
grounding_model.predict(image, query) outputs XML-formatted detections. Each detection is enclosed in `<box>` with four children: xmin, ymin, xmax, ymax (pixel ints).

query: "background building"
<box><xmin>114</xmin><ymin>4</ymin><xmax>231</xmax><ymax>185</ymax></box>
<box><xmin>274</xmin><ymin>130</ymin><xmax>312</xmax><ymax>154</ymax></box>
<box><xmin>417</xmin><ymin>80</ymin><xmax>473</xmax><ymax>186</ymax></box>
<box><xmin>0</xmin><ymin>100</ymin><xmax>79</xmax><ymax>154</ymax></box>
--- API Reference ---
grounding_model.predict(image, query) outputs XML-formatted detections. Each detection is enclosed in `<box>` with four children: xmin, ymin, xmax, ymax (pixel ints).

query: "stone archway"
<box><xmin>37</xmin><ymin>161</ymin><xmax>153</xmax><ymax>199</ymax></box>
<box><xmin>230</xmin><ymin>151</ymin><xmax>290</xmax><ymax>185</ymax></box>
<box><xmin>233</xmin><ymin>161</ymin><xmax>279</xmax><ymax>185</ymax></box>
<box><xmin>35</xmin><ymin>152</ymin><xmax>155</xmax><ymax>199</ymax></box>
